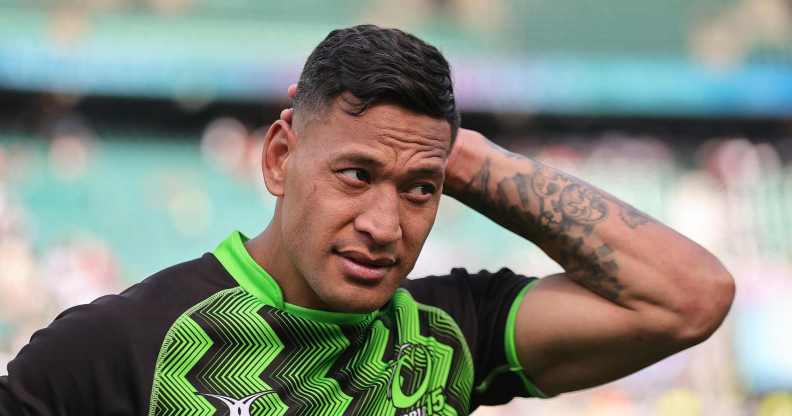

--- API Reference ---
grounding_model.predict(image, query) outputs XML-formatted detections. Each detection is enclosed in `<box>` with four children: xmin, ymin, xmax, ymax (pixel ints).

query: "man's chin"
<box><xmin>320</xmin><ymin>283</ymin><xmax>398</xmax><ymax>314</ymax></box>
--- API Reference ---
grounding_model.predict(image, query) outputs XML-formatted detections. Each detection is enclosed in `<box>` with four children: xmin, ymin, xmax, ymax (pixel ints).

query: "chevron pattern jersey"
<box><xmin>0</xmin><ymin>231</ymin><xmax>543</xmax><ymax>416</ymax></box>
<box><xmin>148</xmin><ymin>232</ymin><xmax>473</xmax><ymax>416</ymax></box>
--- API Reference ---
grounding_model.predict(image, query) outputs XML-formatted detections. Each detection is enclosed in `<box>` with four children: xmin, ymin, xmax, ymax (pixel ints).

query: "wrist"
<box><xmin>443</xmin><ymin>129</ymin><xmax>491</xmax><ymax>198</ymax></box>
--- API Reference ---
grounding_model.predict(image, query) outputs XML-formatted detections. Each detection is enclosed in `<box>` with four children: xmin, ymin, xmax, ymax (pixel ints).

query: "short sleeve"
<box><xmin>1</xmin><ymin>297</ymin><xmax>146</xmax><ymax>416</ymax></box>
<box><xmin>0</xmin><ymin>254</ymin><xmax>241</xmax><ymax>415</ymax></box>
<box><xmin>0</xmin><ymin>375</ymin><xmax>24</xmax><ymax>415</ymax></box>
<box><xmin>403</xmin><ymin>267</ymin><xmax>546</xmax><ymax>409</ymax></box>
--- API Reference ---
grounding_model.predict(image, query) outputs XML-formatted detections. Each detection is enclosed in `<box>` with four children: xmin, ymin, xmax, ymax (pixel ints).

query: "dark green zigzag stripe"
<box><xmin>155</xmin><ymin>318</ymin><xmax>214</xmax><ymax>416</ymax></box>
<box><xmin>188</xmin><ymin>287</ymin><xmax>287</xmax><ymax>415</ymax></box>
<box><xmin>149</xmin><ymin>286</ymin><xmax>474</xmax><ymax>416</ymax></box>
<box><xmin>327</xmin><ymin>320</ymin><xmax>393</xmax><ymax>416</ymax></box>
<box><xmin>326</xmin><ymin>291</ymin><xmax>474</xmax><ymax>416</ymax></box>
<box><xmin>392</xmin><ymin>289</ymin><xmax>472</xmax><ymax>416</ymax></box>
<box><xmin>391</xmin><ymin>291</ymin><xmax>452</xmax><ymax>414</ymax></box>
<box><xmin>149</xmin><ymin>287</ymin><xmax>289</xmax><ymax>416</ymax></box>
<box><xmin>259</xmin><ymin>308</ymin><xmax>352</xmax><ymax>416</ymax></box>
<box><xmin>148</xmin><ymin>291</ymin><xmax>219</xmax><ymax>416</ymax></box>
<box><xmin>421</xmin><ymin>308</ymin><xmax>474</xmax><ymax>414</ymax></box>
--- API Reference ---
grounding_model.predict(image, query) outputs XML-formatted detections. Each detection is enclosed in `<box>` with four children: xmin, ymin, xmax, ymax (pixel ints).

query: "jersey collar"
<box><xmin>213</xmin><ymin>231</ymin><xmax>376</xmax><ymax>325</ymax></box>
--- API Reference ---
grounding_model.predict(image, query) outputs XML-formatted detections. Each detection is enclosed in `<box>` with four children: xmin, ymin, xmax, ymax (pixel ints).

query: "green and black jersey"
<box><xmin>0</xmin><ymin>231</ymin><xmax>545</xmax><ymax>416</ymax></box>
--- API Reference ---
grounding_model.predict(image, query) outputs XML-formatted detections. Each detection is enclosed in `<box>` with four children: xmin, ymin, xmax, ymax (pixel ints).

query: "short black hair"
<box><xmin>294</xmin><ymin>24</ymin><xmax>460</xmax><ymax>143</ymax></box>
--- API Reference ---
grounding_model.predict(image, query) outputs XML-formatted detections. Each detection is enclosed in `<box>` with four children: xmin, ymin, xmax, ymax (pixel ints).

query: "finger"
<box><xmin>287</xmin><ymin>84</ymin><xmax>297</xmax><ymax>99</ymax></box>
<box><xmin>280</xmin><ymin>108</ymin><xmax>294</xmax><ymax>123</ymax></box>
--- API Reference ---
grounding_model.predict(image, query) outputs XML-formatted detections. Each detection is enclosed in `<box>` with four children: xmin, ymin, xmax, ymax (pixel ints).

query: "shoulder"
<box><xmin>17</xmin><ymin>253</ymin><xmax>232</xmax><ymax>357</ymax></box>
<box><xmin>399</xmin><ymin>267</ymin><xmax>536</xmax><ymax>348</ymax></box>
<box><xmin>402</xmin><ymin>267</ymin><xmax>534</xmax><ymax>307</ymax></box>
<box><xmin>119</xmin><ymin>252</ymin><xmax>234</xmax><ymax>307</ymax></box>
<box><xmin>5</xmin><ymin>254</ymin><xmax>237</xmax><ymax>414</ymax></box>
<box><xmin>53</xmin><ymin>253</ymin><xmax>236</xmax><ymax>334</ymax></box>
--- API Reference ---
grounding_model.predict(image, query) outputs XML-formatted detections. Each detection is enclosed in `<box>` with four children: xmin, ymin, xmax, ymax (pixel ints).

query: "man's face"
<box><xmin>279</xmin><ymin>99</ymin><xmax>451</xmax><ymax>312</ymax></box>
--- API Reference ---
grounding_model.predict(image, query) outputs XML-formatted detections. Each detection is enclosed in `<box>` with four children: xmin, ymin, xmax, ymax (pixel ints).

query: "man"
<box><xmin>0</xmin><ymin>25</ymin><xmax>734</xmax><ymax>415</ymax></box>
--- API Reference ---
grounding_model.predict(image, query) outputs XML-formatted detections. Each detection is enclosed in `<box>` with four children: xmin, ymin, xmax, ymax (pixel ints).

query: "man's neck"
<box><xmin>244</xmin><ymin>222</ymin><xmax>327</xmax><ymax>310</ymax></box>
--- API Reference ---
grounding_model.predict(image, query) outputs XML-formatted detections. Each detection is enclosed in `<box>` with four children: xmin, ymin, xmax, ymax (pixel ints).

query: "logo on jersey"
<box><xmin>196</xmin><ymin>391</ymin><xmax>275</xmax><ymax>416</ymax></box>
<box><xmin>388</xmin><ymin>343</ymin><xmax>445</xmax><ymax>415</ymax></box>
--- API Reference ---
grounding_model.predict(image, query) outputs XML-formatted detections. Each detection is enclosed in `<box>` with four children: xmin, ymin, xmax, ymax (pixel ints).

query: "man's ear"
<box><xmin>261</xmin><ymin>119</ymin><xmax>298</xmax><ymax>197</ymax></box>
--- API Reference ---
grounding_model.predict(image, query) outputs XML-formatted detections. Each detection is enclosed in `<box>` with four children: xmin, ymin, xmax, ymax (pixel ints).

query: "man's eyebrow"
<box><xmin>331</xmin><ymin>152</ymin><xmax>385</xmax><ymax>168</ymax></box>
<box><xmin>405</xmin><ymin>165</ymin><xmax>445</xmax><ymax>180</ymax></box>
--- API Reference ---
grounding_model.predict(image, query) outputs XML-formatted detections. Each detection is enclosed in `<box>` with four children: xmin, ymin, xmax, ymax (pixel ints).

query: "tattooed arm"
<box><xmin>445</xmin><ymin>129</ymin><xmax>735</xmax><ymax>396</ymax></box>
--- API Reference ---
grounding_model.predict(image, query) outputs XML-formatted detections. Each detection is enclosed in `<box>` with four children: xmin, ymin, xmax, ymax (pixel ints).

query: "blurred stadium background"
<box><xmin>1</xmin><ymin>0</ymin><xmax>792</xmax><ymax>415</ymax></box>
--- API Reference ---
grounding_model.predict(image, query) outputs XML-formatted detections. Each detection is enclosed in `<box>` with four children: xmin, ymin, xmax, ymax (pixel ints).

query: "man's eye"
<box><xmin>408</xmin><ymin>183</ymin><xmax>437</xmax><ymax>198</ymax></box>
<box><xmin>338</xmin><ymin>168</ymin><xmax>371</xmax><ymax>184</ymax></box>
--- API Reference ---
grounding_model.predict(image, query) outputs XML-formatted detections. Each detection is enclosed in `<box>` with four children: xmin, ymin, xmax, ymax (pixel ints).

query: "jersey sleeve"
<box><xmin>403</xmin><ymin>267</ymin><xmax>547</xmax><ymax>409</ymax></box>
<box><xmin>0</xmin><ymin>376</ymin><xmax>24</xmax><ymax>416</ymax></box>
<box><xmin>0</xmin><ymin>254</ymin><xmax>241</xmax><ymax>416</ymax></box>
<box><xmin>0</xmin><ymin>297</ymin><xmax>147</xmax><ymax>416</ymax></box>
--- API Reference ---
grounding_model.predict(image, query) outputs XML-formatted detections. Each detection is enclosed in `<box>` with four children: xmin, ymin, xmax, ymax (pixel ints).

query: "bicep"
<box><xmin>514</xmin><ymin>274</ymin><xmax>681</xmax><ymax>396</ymax></box>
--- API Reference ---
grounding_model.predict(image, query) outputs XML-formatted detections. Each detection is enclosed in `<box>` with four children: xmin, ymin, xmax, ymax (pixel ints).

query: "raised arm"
<box><xmin>444</xmin><ymin>129</ymin><xmax>735</xmax><ymax>396</ymax></box>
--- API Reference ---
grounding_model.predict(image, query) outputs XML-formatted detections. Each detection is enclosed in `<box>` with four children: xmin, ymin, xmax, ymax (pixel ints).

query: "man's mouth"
<box><xmin>332</xmin><ymin>249</ymin><xmax>397</xmax><ymax>282</ymax></box>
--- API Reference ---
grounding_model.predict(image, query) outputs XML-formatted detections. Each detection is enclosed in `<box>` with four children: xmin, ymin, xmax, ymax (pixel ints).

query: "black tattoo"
<box><xmin>561</xmin><ymin>240</ymin><xmax>623</xmax><ymax>302</ymax></box>
<box><xmin>466</xmin><ymin>158</ymin><xmax>492</xmax><ymax>199</ymax></box>
<box><xmin>459</xmin><ymin>158</ymin><xmax>625</xmax><ymax>302</ymax></box>
<box><xmin>596</xmin><ymin>244</ymin><xmax>614</xmax><ymax>257</ymax></box>
<box><xmin>530</xmin><ymin>167</ymin><xmax>609</xmax><ymax>235</ymax></box>
<box><xmin>619</xmin><ymin>204</ymin><xmax>652</xmax><ymax>229</ymax></box>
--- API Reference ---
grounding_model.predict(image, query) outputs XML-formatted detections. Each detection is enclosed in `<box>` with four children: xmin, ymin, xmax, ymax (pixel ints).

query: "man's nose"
<box><xmin>354</xmin><ymin>187</ymin><xmax>403</xmax><ymax>246</ymax></box>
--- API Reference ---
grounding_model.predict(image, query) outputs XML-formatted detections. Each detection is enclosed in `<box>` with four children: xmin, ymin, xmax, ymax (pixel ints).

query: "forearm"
<box><xmin>446</xmin><ymin>132</ymin><xmax>732</xmax><ymax>320</ymax></box>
